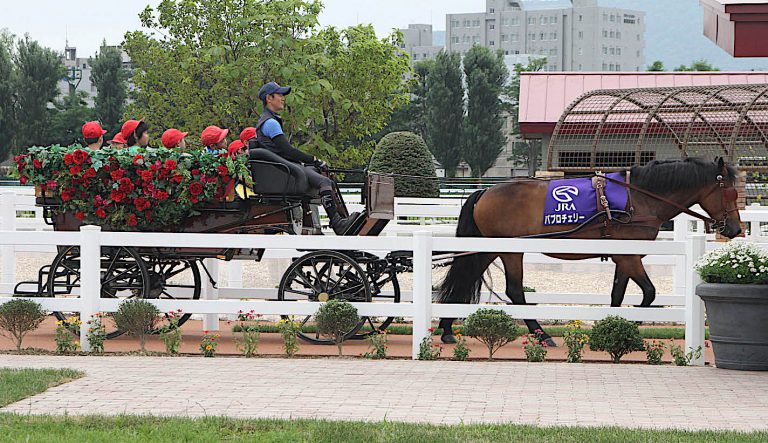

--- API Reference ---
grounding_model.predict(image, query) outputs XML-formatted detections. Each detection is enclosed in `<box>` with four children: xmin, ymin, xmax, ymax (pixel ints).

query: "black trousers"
<box><xmin>303</xmin><ymin>165</ymin><xmax>334</xmax><ymax>193</ymax></box>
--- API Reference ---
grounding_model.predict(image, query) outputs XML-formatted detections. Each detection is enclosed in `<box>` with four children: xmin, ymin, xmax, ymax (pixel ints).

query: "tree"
<box><xmin>369</xmin><ymin>131</ymin><xmax>439</xmax><ymax>198</ymax></box>
<box><xmin>47</xmin><ymin>91</ymin><xmax>95</xmax><ymax>147</ymax></box>
<box><xmin>124</xmin><ymin>0</ymin><xmax>410</xmax><ymax>167</ymax></box>
<box><xmin>384</xmin><ymin>59</ymin><xmax>434</xmax><ymax>142</ymax></box>
<box><xmin>507</xmin><ymin>57</ymin><xmax>546</xmax><ymax>176</ymax></box>
<box><xmin>674</xmin><ymin>60</ymin><xmax>719</xmax><ymax>72</ymax></box>
<box><xmin>646</xmin><ymin>60</ymin><xmax>665</xmax><ymax>71</ymax></box>
<box><xmin>463</xmin><ymin>46</ymin><xmax>509</xmax><ymax>177</ymax></box>
<box><xmin>13</xmin><ymin>36</ymin><xmax>64</xmax><ymax>154</ymax></box>
<box><xmin>426</xmin><ymin>51</ymin><xmax>464</xmax><ymax>177</ymax></box>
<box><xmin>0</xmin><ymin>31</ymin><xmax>15</xmax><ymax>162</ymax></box>
<box><xmin>90</xmin><ymin>42</ymin><xmax>128</xmax><ymax>135</ymax></box>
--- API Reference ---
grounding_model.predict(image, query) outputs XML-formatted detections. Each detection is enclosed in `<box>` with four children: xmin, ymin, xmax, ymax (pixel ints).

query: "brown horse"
<box><xmin>437</xmin><ymin>158</ymin><xmax>743</xmax><ymax>345</ymax></box>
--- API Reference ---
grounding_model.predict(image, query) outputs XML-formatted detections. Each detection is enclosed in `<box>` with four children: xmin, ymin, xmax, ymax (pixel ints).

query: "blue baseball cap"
<box><xmin>258</xmin><ymin>82</ymin><xmax>291</xmax><ymax>101</ymax></box>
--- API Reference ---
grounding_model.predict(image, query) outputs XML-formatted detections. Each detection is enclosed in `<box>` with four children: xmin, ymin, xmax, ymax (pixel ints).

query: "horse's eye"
<box><xmin>723</xmin><ymin>188</ymin><xmax>738</xmax><ymax>202</ymax></box>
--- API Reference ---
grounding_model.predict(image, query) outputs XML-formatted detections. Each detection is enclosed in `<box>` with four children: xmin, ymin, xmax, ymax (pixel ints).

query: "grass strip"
<box><xmin>0</xmin><ymin>368</ymin><xmax>84</xmax><ymax>407</ymax></box>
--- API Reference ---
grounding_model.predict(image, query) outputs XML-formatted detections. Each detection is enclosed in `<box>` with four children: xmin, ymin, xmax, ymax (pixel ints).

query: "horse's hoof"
<box><xmin>544</xmin><ymin>337</ymin><xmax>557</xmax><ymax>348</ymax></box>
<box><xmin>441</xmin><ymin>334</ymin><xmax>457</xmax><ymax>344</ymax></box>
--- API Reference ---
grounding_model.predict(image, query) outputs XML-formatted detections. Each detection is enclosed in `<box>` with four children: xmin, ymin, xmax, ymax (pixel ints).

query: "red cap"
<box><xmin>108</xmin><ymin>133</ymin><xmax>127</xmax><ymax>144</ymax></box>
<box><xmin>239</xmin><ymin>127</ymin><xmax>256</xmax><ymax>144</ymax></box>
<box><xmin>161</xmin><ymin>128</ymin><xmax>189</xmax><ymax>149</ymax></box>
<box><xmin>201</xmin><ymin>126</ymin><xmax>229</xmax><ymax>147</ymax></box>
<box><xmin>82</xmin><ymin>121</ymin><xmax>107</xmax><ymax>139</ymax></box>
<box><xmin>227</xmin><ymin>140</ymin><xmax>245</xmax><ymax>157</ymax></box>
<box><xmin>120</xmin><ymin>119</ymin><xmax>142</xmax><ymax>138</ymax></box>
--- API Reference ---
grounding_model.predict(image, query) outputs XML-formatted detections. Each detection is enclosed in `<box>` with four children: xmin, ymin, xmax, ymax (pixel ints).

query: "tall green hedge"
<box><xmin>369</xmin><ymin>132</ymin><xmax>439</xmax><ymax>198</ymax></box>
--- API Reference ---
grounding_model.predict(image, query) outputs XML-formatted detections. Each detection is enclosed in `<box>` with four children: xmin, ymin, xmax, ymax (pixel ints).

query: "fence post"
<box><xmin>202</xmin><ymin>258</ymin><xmax>220</xmax><ymax>331</ymax></box>
<box><xmin>672</xmin><ymin>215</ymin><xmax>688</xmax><ymax>296</ymax></box>
<box><xmin>0</xmin><ymin>191</ymin><xmax>16</xmax><ymax>296</ymax></box>
<box><xmin>412</xmin><ymin>231</ymin><xmax>433</xmax><ymax>360</ymax></box>
<box><xmin>685</xmin><ymin>233</ymin><xmax>706</xmax><ymax>366</ymax></box>
<box><xmin>79</xmin><ymin>225</ymin><xmax>102</xmax><ymax>352</ymax></box>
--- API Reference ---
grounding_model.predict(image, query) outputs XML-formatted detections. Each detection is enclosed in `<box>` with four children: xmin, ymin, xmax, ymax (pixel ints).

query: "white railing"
<box><xmin>0</xmin><ymin>224</ymin><xmax>707</xmax><ymax>364</ymax></box>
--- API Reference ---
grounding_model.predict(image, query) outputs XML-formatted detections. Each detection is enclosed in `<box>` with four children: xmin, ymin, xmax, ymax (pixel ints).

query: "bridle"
<box><xmin>602</xmin><ymin>173</ymin><xmax>739</xmax><ymax>235</ymax></box>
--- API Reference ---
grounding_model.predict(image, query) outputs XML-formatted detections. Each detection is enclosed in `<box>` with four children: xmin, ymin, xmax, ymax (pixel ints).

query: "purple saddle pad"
<box><xmin>543</xmin><ymin>173</ymin><xmax>628</xmax><ymax>226</ymax></box>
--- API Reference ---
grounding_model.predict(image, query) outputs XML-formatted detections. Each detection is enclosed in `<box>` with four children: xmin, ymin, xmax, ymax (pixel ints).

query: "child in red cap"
<box><xmin>121</xmin><ymin>119</ymin><xmax>150</xmax><ymax>147</ymax></box>
<box><xmin>239</xmin><ymin>127</ymin><xmax>256</xmax><ymax>147</ymax></box>
<box><xmin>82</xmin><ymin>121</ymin><xmax>107</xmax><ymax>150</ymax></box>
<box><xmin>227</xmin><ymin>140</ymin><xmax>246</xmax><ymax>157</ymax></box>
<box><xmin>108</xmin><ymin>133</ymin><xmax>127</xmax><ymax>149</ymax></box>
<box><xmin>161</xmin><ymin>128</ymin><xmax>189</xmax><ymax>149</ymax></box>
<box><xmin>201</xmin><ymin>126</ymin><xmax>229</xmax><ymax>153</ymax></box>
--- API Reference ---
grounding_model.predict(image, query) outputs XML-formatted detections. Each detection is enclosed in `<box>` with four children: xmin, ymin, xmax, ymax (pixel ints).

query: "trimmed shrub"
<box><xmin>464</xmin><ymin>308</ymin><xmax>522</xmax><ymax>360</ymax></box>
<box><xmin>315</xmin><ymin>299</ymin><xmax>361</xmax><ymax>356</ymax></box>
<box><xmin>369</xmin><ymin>131</ymin><xmax>440</xmax><ymax>198</ymax></box>
<box><xmin>113</xmin><ymin>299</ymin><xmax>160</xmax><ymax>353</ymax></box>
<box><xmin>0</xmin><ymin>299</ymin><xmax>46</xmax><ymax>351</ymax></box>
<box><xmin>589</xmin><ymin>316</ymin><xmax>645</xmax><ymax>363</ymax></box>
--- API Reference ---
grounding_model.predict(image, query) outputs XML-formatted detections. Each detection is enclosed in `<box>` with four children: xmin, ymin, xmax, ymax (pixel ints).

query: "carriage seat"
<box><xmin>248</xmin><ymin>148</ymin><xmax>310</xmax><ymax>196</ymax></box>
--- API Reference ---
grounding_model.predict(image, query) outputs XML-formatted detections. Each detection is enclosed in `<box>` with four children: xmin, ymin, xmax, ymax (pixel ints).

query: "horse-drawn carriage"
<box><xmin>15</xmin><ymin>149</ymin><xmax>409</xmax><ymax>344</ymax></box>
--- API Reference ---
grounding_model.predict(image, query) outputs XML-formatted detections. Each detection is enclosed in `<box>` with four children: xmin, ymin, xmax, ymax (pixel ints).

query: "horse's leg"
<box><xmin>499</xmin><ymin>253</ymin><xmax>556</xmax><ymax>347</ymax></box>
<box><xmin>612</xmin><ymin>255</ymin><xmax>656</xmax><ymax>307</ymax></box>
<box><xmin>438</xmin><ymin>253</ymin><xmax>497</xmax><ymax>344</ymax></box>
<box><xmin>610</xmin><ymin>264</ymin><xmax>630</xmax><ymax>307</ymax></box>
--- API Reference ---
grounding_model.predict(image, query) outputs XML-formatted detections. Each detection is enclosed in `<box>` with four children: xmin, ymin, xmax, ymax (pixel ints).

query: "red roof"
<box><xmin>518</xmin><ymin>72</ymin><xmax>768</xmax><ymax>135</ymax></box>
<box><xmin>701</xmin><ymin>0</ymin><xmax>768</xmax><ymax>57</ymax></box>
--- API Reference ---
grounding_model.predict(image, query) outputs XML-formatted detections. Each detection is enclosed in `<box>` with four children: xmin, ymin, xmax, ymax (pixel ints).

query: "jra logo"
<box><xmin>552</xmin><ymin>185</ymin><xmax>578</xmax><ymax>203</ymax></box>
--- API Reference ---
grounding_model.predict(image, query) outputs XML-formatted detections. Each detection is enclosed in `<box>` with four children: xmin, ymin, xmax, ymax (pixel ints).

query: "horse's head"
<box><xmin>698</xmin><ymin>158</ymin><xmax>742</xmax><ymax>239</ymax></box>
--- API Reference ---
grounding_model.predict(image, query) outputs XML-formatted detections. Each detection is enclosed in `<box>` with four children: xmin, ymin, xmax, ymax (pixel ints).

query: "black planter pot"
<box><xmin>696</xmin><ymin>283</ymin><xmax>768</xmax><ymax>371</ymax></box>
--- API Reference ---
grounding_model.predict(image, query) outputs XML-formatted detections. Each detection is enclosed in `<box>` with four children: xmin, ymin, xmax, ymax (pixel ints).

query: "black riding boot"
<box><xmin>320</xmin><ymin>191</ymin><xmax>358</xmax><ymax>235</ymax></box>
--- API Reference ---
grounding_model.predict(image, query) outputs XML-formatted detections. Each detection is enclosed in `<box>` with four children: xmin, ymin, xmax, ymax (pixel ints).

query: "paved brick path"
<box><xmin>2</xmin><ymin>355</ymin><xmax>768</xmax><ymax>431</ymax></box>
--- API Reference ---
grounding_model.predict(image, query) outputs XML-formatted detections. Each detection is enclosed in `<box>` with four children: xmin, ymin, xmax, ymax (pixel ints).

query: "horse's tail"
<box><xmin>436</xmin><ymin>190</ymin><xmax>490</xmax><ymax>305</ymax></box>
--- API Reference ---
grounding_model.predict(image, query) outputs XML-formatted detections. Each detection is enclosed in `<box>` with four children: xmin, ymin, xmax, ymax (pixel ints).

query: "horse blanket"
<box><xmin>543</xmin><ymin>173</ymin><xmax>628</xmax><ymax>226</ymax></box>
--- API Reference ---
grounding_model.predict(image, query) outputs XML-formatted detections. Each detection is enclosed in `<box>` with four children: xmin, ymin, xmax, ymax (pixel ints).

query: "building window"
<box><xmin>502</xmin><ymin>18</ymin><xmax>510</xmax><ymax>26</ymax></box>
<box><xmin>552</xmin><ymin>63</ymin><xmax>557</xmax><ymax>70</ymax></box>
<box><xmin>552</xmin><ymin>16</ymin><xmax>557</xmax><ymax>24</ymax></box>
<box><xmin>603</xmin><ymin>30</ymin><xmax>608</xmax><ymax>37</ymax></box>
<box><xmin>551</xmin><ymin>32</ymin><xmax>557</xmax><ymax>40</ymax></box>
<box><xmin>463</xmin><ymin>19</ymin><xmax>470</xmax><ymax>27</ymax></box>
<box><xmin>550</xmin><ymin>48</ymin><xmax>558</xmax><ymax>55</ymax></box>
<box><xmin>609</xmin><ymin>63</ymin><xmax>615</xmax><ymax>70</ymax></box>
<box><xmin>413</xmin><ymin>54</ymin><xmax>419</xmax><ymax>60</ymax></box>
<box><xmin>616</xmin><ymin>47</ymin><xmax>621</xmax><ymax>56</ymax></box>
<box><xmin>451</xmin><ymin>36</ymin><xmax>460</xmax><ymax>44</ymax></box>
<box><xmin>462</xmin><ymin>35</ymin><xmax>470</xmax><ymax>43</ymax></box>
<box><xmin>473</xmin><ymin>19</ymin><xmax>480</xmax><ymax>27</ymax></box>
<box><xmin>473</xmin><ymin>35</ymin><xmax>480</xmax><ymax>43</ymax></box>
<box><xmin>501</xmin><ymin>34</ymin><xmax>508</xmax><ymax>42</ymax></box>
<box><xmin>511</xmin><ymin>33</ymin><xmax>519</xmax><ymax>42</ymax></box>
<box><xmin>490</xmin><ymin>24</ymin><xmax>495</xmax><ymax>30</ymax></box>
<box><xmin>610</xmin><ymin>30</ymin><xmax>615</xmax><ymax>38</ymax></box>
<box><xmin>490</xmin><ymin>40</ymin><xmax>495</xmax><ymax>46</ymax></box>
<box><xmin>636</xmin><ymin>50</ymin><xmax>640</xmax><ymax>57</ymax></box>
<box><xmin>529</xmin><ymin>32</ymin><xmax>535</xmax><ymax>41</ymax></box>
<box><xmin>579</xmin><ymin>14</ymin><xmax>583</xmax><ymax>22</ymax></box>
<box><xmin>578</xmin><ymin>63</ymin><xmax>583</xmax><ymax>70</ymax></box>
<box><xmin>602</xmin><ymin>62</ymin><xmax>608</xmax><ymax>70</ymax></box>
<box><xmin>603</xmin><ymin>13</ymin><xmax>608</xmax><ymax>21</ymax></box>
<box><xmin>514</xmin><ymin>49</ymin><xmax>520</xmax><ymax>54</ymax></box>
<box><xmin>610</xmin><ymin>14</ymin><xmax>615</xmax><ymax>22</ymax></box>
<box><xmin>616</xmin><ymin>64</ymin><xmax>621</xmax><ymax>70</ymax></box>
<box><xmin>609</xmin><ymin>47</ymin><xmax>615</xmax><ymax>55</ymax></box>
<box><xmin>528</xmin><ymin>16</ymin><xmax>536</xmax><ymax>25</ymax></box>
<box><xmin>617</xmin><ymin>31</ymin><xmax>621</xmax><ymax>39</ymax></box>
<box><xmin>578</xmin><ymin>30</ymin><xmax>583</xmax><ymax>39</ymax></box>
<box><xmin>505</xmin><ymin>50</ymin><xmax>509</xmax><ymax>55</ymax></box>
<box><xmin>542</xmin><ymin>16</ymin><xmax>548</xmax><ymax>25</ymax></box>
<box><xmin>578</xmin><ymin>48</ymin><xmax>583</xmax><ymax>56</ymax></box>
<box><xmin>603</xmin><ymin>46</ymin><xmax>608</xmax><ymax>55</ymax></box>
<box><xmin>540</xmin><ymin>32</ymin><xmax>545</xmax><ymax>40</ymax></box>
<box><xmin>511</xmin><ymin>17</ymin><xmax>520</xmax><ymax>26</ymax></box>
<box><xmin>637</xmin><ymin>34</ymin><xmax>640</xmax><ymax>41</ymax></box>
<box><xmin>451</xmin><ymin>20</ymin><xmax>460</xmax><ymax>28</ymax></box>
<box><xmin>624</xmin><ymin>14</ymin><xmax>636</xmax><ymax>24</ymax></box>
<box><xmin>490</xmin><ymin>7</ymin><xmax>495</xmax><ymax>13</ymax></box>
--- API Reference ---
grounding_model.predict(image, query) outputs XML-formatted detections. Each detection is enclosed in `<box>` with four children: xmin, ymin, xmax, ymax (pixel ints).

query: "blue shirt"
<box><xmin>261</xmin><ymin>119</ymin><xmax>284</xmax><ymax>139</ymax></box>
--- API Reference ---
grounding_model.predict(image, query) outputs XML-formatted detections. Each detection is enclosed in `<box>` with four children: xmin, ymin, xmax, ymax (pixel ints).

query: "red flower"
<box><xmin>190</xmin><ymin>197</ymin><xmax>198</xmax><ymax>204</ymax></box>
<box><xmin>189</xmin><ymin>182</ymin><xmax>203</xmax><ymax>196</ymax></box>
<box><xmin>110</xmin><ymin>168</ymin><xmax>125</xmax><ymax>181</ymax></box>
<box><xmin>191</xmin><ymin>169</ymin><xmax>200</xmax><ymax>176</ymax></box>
<box><xmin>119</xmin><ymin>177</ymin><xmax>134</xmax><ymax>192</ymax></box>
<box><xmin>217</xmin><ymin>165</ymin><xmax>229</xmax><ymax>177</ymax></box>
<box><xmin>69</xmin><ymin>166</ymin><xmax>82</xmax><ymax>175</ymax></box>
<box><xmin>132</xmin><ymin>155</ymin><xmax>144</xmax><ymax>166</ymax></box>
<box><xmin>164</xmin><ymin>159</ymin><xmax>177</xmax><ymax>170</ymax></box>
<box><xmin>72</xmin><ymin>149</ymin><xmax>89</xmax><ymax>165</ymax></box>
<box><xmin>139</xmin><ymin>170</ymin><xmax>154</xmax><ymax>182</ymax></box>
<box><xmin>95</xmin><ymin>208</ymin><xmax>107</xmax><ymax>218</ymax></box>
<box><xmin>427</xmin><ymin>328</ymin><xmax>434</xmax><ymax>333</ymax></box>
<box><xmin>156</xmin><ymin>191</ymin><xmax>169</xmax><ymax>202</ymax></box>
<box><xmin>60</xmin><ymin>190</ymin><xmax>72</xmax><ymax>202</ymax></box>
<box><xmin>46</xmin><ymin>180</ymin><xmax>57</xmax><ymax>190</ymax></box>
<box><xmin>33</xmin><ymin>159</ymin><xmax>42</xmax><ymax>169</ymax></box>
<box><xmin>171</xmin><ymin>174</ymin><xmax>183</xmax><ymax>184</ymax></box>
<box><xmin>134</xmin><ymin>197</ymin><xmax>151</xmax><ymax>212</ymax></box>
<box><xmin>126</xmin><ymin>214</ymin><xmax>138</xmax><ymax>227</ymax></box>
<box><xmin>94</xmin><ymin>196</ymin><xmax>104</xmax><ymax>207</ymax></box>
<box><xmin>19</xmin><ymin>175</ymin><xmax>27</xmax><ymax>184</ymax></box>
<box><xmin>63</xmin><ymin>153</ymin><xmax>74</xmax><ymax>165</ymax></box>
<box><xmin>206</xmin><ymin>177</ymin><xmax>217</xmax><ymax>184</ymax></box>
<box><xmin>110</xmin><ymin>189</ymin><xmax>125</xmax><ymax>203</ymax></box>
<box><xmin>74</xmin><ymin>212</ymin><xmax>86</xmax><ymax>221</ymax></box>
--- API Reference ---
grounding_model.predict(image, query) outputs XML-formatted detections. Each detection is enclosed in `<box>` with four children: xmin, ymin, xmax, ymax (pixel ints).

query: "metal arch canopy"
<box><xmin>547</xmin><ymin>83</ymin><xmax>768</xmax><ymax>172</ymax></box>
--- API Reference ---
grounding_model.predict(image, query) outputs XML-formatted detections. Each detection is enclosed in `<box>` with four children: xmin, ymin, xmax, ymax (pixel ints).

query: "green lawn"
<box><xmin>0</xmin><ymin>368</ymin><xmax>84</xmax><ymax>407</ymax></box>
<box><xmin>0</xmin><ymin>416</ymin><xmax>765</xmax><ymax>442</ymax></box>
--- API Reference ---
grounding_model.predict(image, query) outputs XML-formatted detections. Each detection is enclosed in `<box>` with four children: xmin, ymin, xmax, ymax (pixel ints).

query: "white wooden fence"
<box><xmin>0</xmin><ymin>221</ymin><xmax>707</xmax><ymax>364</ymax></box>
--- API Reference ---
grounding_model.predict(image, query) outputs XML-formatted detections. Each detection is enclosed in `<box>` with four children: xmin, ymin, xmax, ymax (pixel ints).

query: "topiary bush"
<box><xmin>315</xmin><ymin>299</ymin><xmax>361</xmax><ymax>356</ymax></box>
<box><xmin>0</xmin><ymin>299</ymin><xmax>46</xmax><ymax>351</ymax></box>
<box><xmin>113</xmin><ymin>299</ymin><xmax>160</xmax><ymax>353</ymax></box>
<box><xmin>464</xmin><ymin>308</ymin><xmax>522</xmax><ymax>360</ymax></box>
<box><xmin>369</xmin><ymin>131</ymin><xmax>440</xmax><ymax>198</ymax></box>
<box><xmin>589</xmin><ymin>316</ymin><xmax>645</xmax><ymax>363</ymax></box>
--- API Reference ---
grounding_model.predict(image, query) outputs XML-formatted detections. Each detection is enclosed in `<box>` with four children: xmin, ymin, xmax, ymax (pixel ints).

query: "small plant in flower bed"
<box><xmin>86</xmin><ymin>313</ymin><xmax>108</xmax><ymax>354</ymax></box>
<box><xmin>588</xmin><ymin>316</ymin><xmax>645</xmax><ymax>363</ymax></box>
<box><xmin>316</xmin><ymin>300</ymin><xmax>361</xmax><ymax>357</ymax></box>
<box><xmin>200</xmin><ymin>331</ymin><xmax>220</xmax><ymax>357</ymax></box>
<box><xmin>278</xmin><ymin>318</ymin><xmax>301</xmax><ymax>357</ymax></box>
<box><xmin>418</xmin><ymin>328</ymin><xmax>442</xmax><ymax>360</ymax></box>
<box><xmin>0</xmin><ymin>299</ymin><xmax>46</xmax><ymax>351</ymax></box>
<box><xmin>55</xmin><ymin>317</ymin><xmax>80</xmax><ymax>353</ymax></box>
<box><xmin>670</xmin><ymin>342</ymin><xmax>702</xmax><ymax>366</ymax></box>
<box><xmin>451</xmin><ymin>329</ymin><xmax>471</xmax><ymax>361</ymax></box>
<box><xmin>464</xmin><ymin>308</ymin><xmax>522</xmax><ymax>360</ymax></box>
<box><xmin>232</xmin><ymin>310</ymin><xmax>261</xmax><ymax>358</ymax></box>
<box><xmin>13</xmin><ymin>145</ymin><xmax>252</xmax><ymax>231</ymax></box>
<box><xmin>362</xmin><ymin>330</ymin><xmax>388</xmax><ymax>359</ymax></box>
<box><xmin>645</xmin><ymin>340</ymin><xmax>666</xmax><ymax>365</ymax></box>
<box><xmin>158</xmin><ymin>310</ymin><xmax>184</xmax><ymax>355</ymax></box>
<box><xmin>113</xmin><ymin>299</ymin><xmax>160</xmax><ymax>354</ymax></box>
<box><xmin>522</xmin><ymin>330</ymin><xmax>548</xmax><ymax>362</ymax></box>
<box><xmin>694</xmin><ymin>241</ymin><xmax>768</xmax><ymax>284</ymax></box>
<box><xmin>563</xmin><ymin>320</ymin><xmax>589</xmax><ymax>363</ymax></box>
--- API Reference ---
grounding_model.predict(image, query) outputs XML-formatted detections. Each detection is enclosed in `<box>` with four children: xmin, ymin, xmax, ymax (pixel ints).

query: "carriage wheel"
<box><xmin>143</xmin><ymin>258</ymin><xmax>202</xmax><ymax>333</ymax></box>
<box><xmin>278</xmin><ymin>251</ymin><xmax>371</xmax><ymax>345</ymax></box>
<box><xmin>352</xmin><ymin>269</ymin><xmax>401</xmax><ymax>339</ymax></box>
<box><xmin>50</xmin><ymin>246</ymin><xmax>150</xmax><ymax>339</ymax></box>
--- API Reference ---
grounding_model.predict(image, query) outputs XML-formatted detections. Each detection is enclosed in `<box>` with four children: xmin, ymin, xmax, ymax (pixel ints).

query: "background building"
<box><xmin>59</xmin><ymin>45</ymin><xmax>132</xmax><ymax>106</ymax></box>
<box><xmin>399</xmin><ymin>24</ymin><xmax>443</xmax><ymax>63</ymax></box>
<box><xmin>446</xmin><ymin>0</ymin><xmax>645</xmax><ymax>72</ymax></box>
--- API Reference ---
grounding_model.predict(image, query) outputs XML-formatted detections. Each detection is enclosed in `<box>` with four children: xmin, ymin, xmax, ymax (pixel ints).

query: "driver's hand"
<box><xmin>314</xmin><ymin>159</ymin><xmax>328</xmax><ymax>170</ymax></box>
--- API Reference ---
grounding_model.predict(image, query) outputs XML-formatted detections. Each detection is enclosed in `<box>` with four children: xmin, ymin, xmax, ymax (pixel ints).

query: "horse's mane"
<box><xmin>630</xmin><ymin>158</ymin><xmax>736</xmax><ymax>194</ymax></box>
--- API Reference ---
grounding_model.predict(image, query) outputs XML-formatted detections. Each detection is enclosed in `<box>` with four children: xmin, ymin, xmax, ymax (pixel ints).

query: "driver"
<box><xmin>254</xmin><ymin>81</ymin><xmax>358</xmax><ymax>235</ymax></box>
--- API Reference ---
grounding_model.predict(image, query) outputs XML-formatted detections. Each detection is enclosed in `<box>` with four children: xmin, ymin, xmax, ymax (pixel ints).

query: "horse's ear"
<box><xmin>717</xmin><ymin>157</ymin><xmax>725</xmax><ymax>170</ymax></box>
